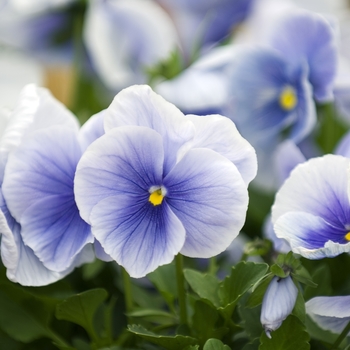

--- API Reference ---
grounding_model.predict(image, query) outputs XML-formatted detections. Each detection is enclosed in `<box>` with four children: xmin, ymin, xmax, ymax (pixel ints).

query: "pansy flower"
<box><xmin>260</xmin><ymin>275</ymin><xmax>298</xmax><ymax>338</ymax></box>
<box><xmin>306</xmin><ymin>296</ymin><xmax>350</xmax><ymax>334</ymax></box>
<box><xmin>272</xmin><ymin>154</ymin><xmax>350</xmax><ymax>259</ymax></box>
<box><xmin>74</xmin><ymin>85</ymin><xmax>257</xmax><ymax>278</ymax></box>
<box><xmin>0</xmin><ymin>84</ymin><xmax>97</xmax><ymax>286</ymax></box>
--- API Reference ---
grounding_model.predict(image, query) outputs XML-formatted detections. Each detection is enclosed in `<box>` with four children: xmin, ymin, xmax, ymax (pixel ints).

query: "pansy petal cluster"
<box><xmin>74</xmin><ymin>85</ymin><xmax>257</xmax><ymax>278</ymax></box>
<box><xmin>272</xmin><ymin>154</ymin><xmax>350</xmax><ymax>259</ymax></box>
<box><xmin>0</xmin><ymin>84</ymin><xmax>97</xmax><ymax>286</ymax></box>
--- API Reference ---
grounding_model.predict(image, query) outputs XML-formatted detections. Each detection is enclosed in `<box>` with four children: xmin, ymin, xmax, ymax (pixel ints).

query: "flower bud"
<box><xmin>260</xmin><ymin>275</ymin><xmax>298</xmax><ymax>338</ymax></box>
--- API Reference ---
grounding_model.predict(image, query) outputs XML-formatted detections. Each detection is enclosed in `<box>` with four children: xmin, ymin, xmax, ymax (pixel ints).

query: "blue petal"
<box><xmin>78</xmin><ymin>110</ymin><xmax>106</xmax><ymax>151</ymax></box>
<box><xmin>269</xmin><ymin>10</ymin><xmax>337</xmax><ymax>102</ymax></box>
<box><xmin>261</xmin><ymin>276</ymin><xmax>298</xmax><ymax>337</ymax></box>
<box><xmin>103</xmin><ymin>85</ymin><xmax>195</xmax><ymax>175</ymax></box>
<box><xmin>306</xmin><ymin>296</ymin><xmax>350</xmax><ymax>334</ymax></box>
<box><xmin>227</xmin><ymin>48</ymin><xmax>314</xmax><ymax>143</ymax></box>
<box><xmin>164</xmin><ymin>148</ymin><xmax>249</xmax><ymax>258</ymax></box>
<box><xmin>272</xmin><ymin>155</ymin><xmax>350</xmax><ymax>230</ymax></box>
<box><xmin>75</xmin><ymin>126</ymin><xmax>164</xmax><ymax>224</ymax></box>
<box><xmin>2</xmin><ymin>126</ymin><xmax>93</xmax><ymax>271</ymax></box>
<box><xmin>90</xmin><ymin>195</ymin><xmax>185</xmax><ymax>278</ymax></box>
<box><xmin>274</xmin><ymin>212</ymin><xmax>350</xmax><ymax>259</ymax></box>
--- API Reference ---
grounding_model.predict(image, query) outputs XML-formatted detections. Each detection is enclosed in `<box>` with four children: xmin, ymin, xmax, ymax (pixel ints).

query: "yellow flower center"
<box><xmin>149</xmin><ymin>187</ymin><xmax>166</xmax><ymax>206</ymax></box>
<box><xmin>345</xmin><ymin>232</ymin><xmax>350</xmax><ymax>241</ymax></box>
<box><xmin>279</xmin><ymin>86</ymin><xmax>297</xmax><ymax>111</ymax></box>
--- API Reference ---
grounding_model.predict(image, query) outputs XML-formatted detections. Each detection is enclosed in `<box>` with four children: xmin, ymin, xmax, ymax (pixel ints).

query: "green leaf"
<box><xmin>246</xmin><ymin>274</ymin><xmax>273</xmax><ymax>309</ymax></box>
<box><xmin>305</xmin><ymin>315</ymin><xmax>338</xmax><ymax>345</ymax></box>
<box><xmin>203</xmin><ymin>338</ymin><xmax>231</xmax><ymax>350</ymax></box>
<box><xmin>148</xmin><ymin>262</ymin><xmax>177</xmax><ymax>310</ymax></box>
<box><xmin>238</xmin><ymin>303</ymin><xmax>263</xmax><ymax>340</ymax></box>
<box><xmin>270</xmin><ymin>264</ymin><xmax>287</xmax><ymax>278</ymax></box>
<box><xmin>126</xmin><ymin>308</ymin><xmax>177</xmax><ymax>324</ymax></box>
<box><xmin>128</xmin><ymin>324</ymin><xmax>198</xmax><ymax>350</ymax></box>
<box><xmin>218</xmin><ymin>262</ymin><xmax>269</xmax><ymax>318</ymax></box>
<box><xmin>242</xmin><ymin>338</ymin><xmax>260</xmax><ymax>350</ymax></box>
<box><xmin>0</xmin><ymin>282</ymin><xmax>58</xmax><ymax>343</ymax></box>
<box><xmin>259</xmin><ymin>315</ymin><xmax>310</xmax><ymax>350</ymax></box>
<box><xmin>182</xmin><ymin>346</ymin><xmax>200</xmax><ymax>350</ymax></box>
<box><xmin>192</xmin><ymin>300</ymin><xmax>228</xmax><ymax>343</ymax></box>
<box><xmin>56</xmin><ymin>288</ymin><xmax>108</xmax><ymax>341</ymax></box>
<box><xmin>303</xmin><ymin>264</ymin><xmax>332</xmax><ymax>300</ymax></box>
<box><xmin>184</xmin><ymin>269</ymin><xmax>220</xmax><ymax>307</ymax></box>
<box><xmin>291</xmin><ymin>284</ymin><xmax>305</xmax><ymax>323</ymax></box>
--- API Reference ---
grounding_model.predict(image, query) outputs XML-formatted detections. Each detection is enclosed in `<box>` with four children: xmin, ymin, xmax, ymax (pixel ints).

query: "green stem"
<box><xmin>175</xmin><ymin>254</ymin><xmax>188</xmax><ymax>325</ymax></box>
<box><xmin>122</xmin><ymin>267</ymin><xmax>133</xmax><ymax>322</ymax></box>
<box><xmin>331</xmin><ymin>320</ymin><xmax>350</xmax><ymax>349</ymax></box>
<box><xmin>208</xmin><ymin>256</ymin><xmax>217</xmax><ymax>274</ymax></box>
<box><xmin>49</xmin><ymin>330</ymin><xmax>71</xmax><ymax>348</ymax></box>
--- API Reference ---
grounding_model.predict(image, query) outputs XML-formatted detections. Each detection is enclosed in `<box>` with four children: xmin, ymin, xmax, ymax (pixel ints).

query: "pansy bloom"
<box><xmin>0</xmin><ymin>84</ymin><xmax>97</xmax><ymax>286</ymax></box>
<box><xmin>306</xmin><ymin>296</ymin><xmax>350</xmax><ymax>334</ymax></box>
<box><xmin>74</xmin><ymin>85</ymin><xmax>257</xmax><ymax>278</ymax></box>
<box><xmin>272</xmin><ymin>154</ymin><xmax>350</xmax><ymax>259</ymax></box>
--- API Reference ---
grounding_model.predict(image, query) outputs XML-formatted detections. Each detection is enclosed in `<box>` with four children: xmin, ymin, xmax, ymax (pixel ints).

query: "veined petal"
<box><xmin>0</xmin><ymin>84</ymin><xmax>79</xmax><ymax>181</ymax></box>
<box><xmin>103</xmin><ymin>85</ymin><xmax>195</xmax><ymax>175</ymax></box>
<box><xmin>94</xmin><ymin>239</ymin><xmax>113</xmax><ymax>262</ymax></box>
<box><xmin>3</xmin><ymin>126</ymin><xmax>82</xmax><ymax>220</ymax></box>
<box><xmin>187</xmin><ymin>114</ymin><xmax>257</xmax><ymax>185</ymax></box>
<box><xmin>306</xmin><ymin>296</ymin><xmax>350</xmax><ymax>334</ymax></box>
<box><xmin>269</xmin><ymin>9</ymin><xmax>337</xmax><ymax>102</ymax></box>
<box><xmin>90</xmin><ymin>195</ymin><xmax>185</xmax><ymax>278</ymax></box>
<box><xmin>75</xmin><ymin>126</ymin><xmax>164</xmax><ymax>224</ymax></box>
<box><xmin>272</xmin><ymin>155</ymin><xmax>350</xmax><ymax>230</ymax></box>
<box><xmin>20</xmin><ymin>195</ymin><xmax>93</xmax><ymax>271</ymax></box>
<box><xmin>274</xmin><ymin>211</ymin><xmax>350</xmax><ymax>258</ymax></box>
<box><xmin>164</xmin><ymin>148</ymin><xmax>249</xmax><ymax>258</ymax></box>
<box><xmin>261</xmin><ymin>276</ymin><xmax>298</xmax><ymax>337</ymax></box>
<box><xmin>2</xmin><ymin>126</ymin><xmax>93</xmax><ymax>271</ymax></box>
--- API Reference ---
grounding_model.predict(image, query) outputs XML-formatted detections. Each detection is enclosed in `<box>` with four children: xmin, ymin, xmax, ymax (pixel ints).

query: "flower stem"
<box><xmin>122</xmin><ymin>267</ymin><xmax>133</xmax><ymax>322</ymax></box>
<box><xmin>175</xmin><ymin>254</ymin><xmax>188</xmax><ymax>325</ymax></box>
<box><xmin>331</xmin><ymin>320</ymin><xmax>350</xmax><ymax>349</ymax></box>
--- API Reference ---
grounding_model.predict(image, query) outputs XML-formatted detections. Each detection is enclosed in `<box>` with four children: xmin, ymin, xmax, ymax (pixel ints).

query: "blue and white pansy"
<box><xmin>272</xmin><ymin>154</ymin><xmax>350</xmax><ymax>259</ymax></box>
<box><xmin>0</xmin><ymin>84</ymin><xmax>98</xmax><ymax>286</ymax></box>
<box><xmin>74</xmin><ymin>85</ymin><xmax>257</xmax><ymax>278</ymax></box>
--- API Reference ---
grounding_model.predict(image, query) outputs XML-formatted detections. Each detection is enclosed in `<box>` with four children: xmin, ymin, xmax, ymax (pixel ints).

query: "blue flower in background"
<box><xmin>272</xmin><ymin>154</ymin><xmax>350</xmax><ymax>259</ymax></box>
<box><xmin>260</xmin><ymin>275</ymin><xmax>298</xmax><ymax>338</ymax></box>
<box><xmin>226</xmin><ymin>47</ymin><xmax>316</xmax><ymax>144</ymax></box>
<box><xmin>306</xmin><ymin>296</ymin><xmax>350</xmax><ymax>334</ymax></box>
<box><xmin>0</xmin><ymin>84</ymin><xmax>98</xmax><ymax>286</ymax></box>
<box><xmin>74</xmin><ymin>85</ymin><xmax>257</xmax><ymax>277</ymax></box>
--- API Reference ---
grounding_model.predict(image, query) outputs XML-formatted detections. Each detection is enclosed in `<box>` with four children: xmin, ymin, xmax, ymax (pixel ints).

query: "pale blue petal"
<box><xmin>227</xmin><ymin>48</ymin><xmax>314</xmax><ymax>143</ymax></box>
<box><xmin>0</xmin><ymin>84</ymin><xmax>79</xmax><ymax>181</ymax></box>
<box><xmin>263</xmin><ymin>214</ymin><xmax>291</xmax><ymax>253</ymax></box>
<box><xmin>187</xmin><ymin>114</ymin><xmax>257</xmax><ymax>186</ymax></box>
<box><xmin>90</xmin><ymin>195</ymin><xmax>185</xmax><ymax>278</ymax></box>
<box><xmin>335</xmin><ymin>130</ymin><xmax>350</xmax><ymax>158</ymax></box>
<box><xmin>75</xmin><ymin>126</ymin><xmax>164</xmax><ymax>224</ymax></box>
<box><xmin>272</xmin><ymin>155</ymin><xmax>350</xmax><ymax>230</ymax></box>
<box><xmin>103</xmin><ymin>85</ymin><xmax>195</xmax><ymax>175</ymax></box>
<box><xmin>94</xmin><ymin>239</ymin><xmax>113</xmax><ymax>262</ymax></box>
<box><xmin>164</xmin><ymin>148</ymin><xmax>249</xmax><ymax>258</ymax></box>
<box><xmin>0</xmin><ymin>193</ymin><xmax>74</xmax><ymax>286</ymax></box>
<box><xmin>2</xmin><ymin>126</ymin><xmax>93</xmax><ymax>271</ymax></box>
<box><xmin>269</xmin><ymin>10</ymin><xmax>337</xmax><ymax>102</ymax></box>
<box><xmin>261</xmin><ymin>276</ymin><xmax>298</xmax><ymax>337</ymax></box>
<box><xmin>78</xmin><ymin>110</ymin><xmax>105</xmax><ymax>152</ymax></box>
<box><xmin>306</xmin><ymin>296</ymin><xmax>350</xmax><ymax>334</ymax></box>
<box><xmin>273</xmin><ymin>140</ymin><xmax>306</xmax><ymax>187</ymax></box>
<box><xmin>274</xmin><ymin>212</ymin><xmax>350</xmax><ymax>259</ymax></box>
<box><xmin>83</xmin><ymin>0</ymin><xmax>177</xmax><ymax>90</ymax></box>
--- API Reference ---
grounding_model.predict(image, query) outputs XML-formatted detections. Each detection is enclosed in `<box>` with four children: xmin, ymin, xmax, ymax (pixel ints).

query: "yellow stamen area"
<box><xmin>149</xmin><ymin>189</ymin><xmax>164</xmax><ymax>206</ymax></box>
<box><xmin>345</xmin><ymin>232</ymin><xmax>350</xmax><ymax>241</ymax></box>
<box><xmin>279</xmin><ymin>86</ymin><xmax>297</xmax><ymax>111</ymax></box>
